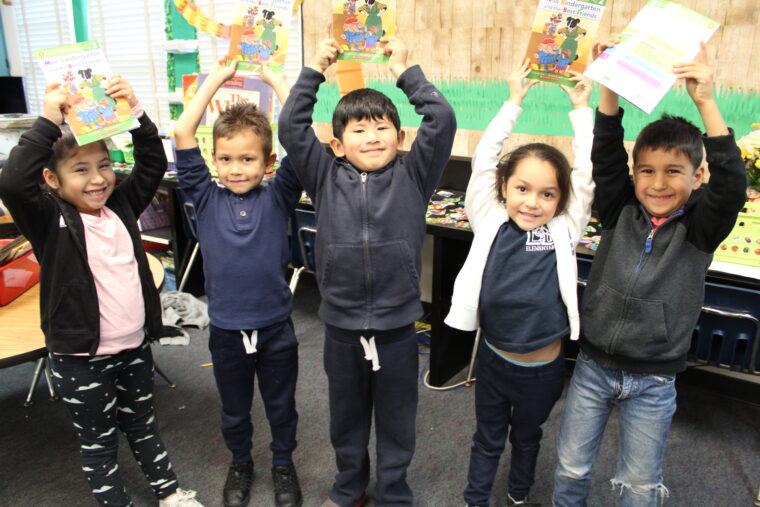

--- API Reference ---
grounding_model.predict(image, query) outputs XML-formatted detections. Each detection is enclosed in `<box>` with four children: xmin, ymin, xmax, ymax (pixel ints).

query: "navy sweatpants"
<box><xmin>209</xmin><ymin>318</ymin><xmax>299</xmax><ymax>465</ymax></box>
<box><xmin>324</xmin><ymin>323</ymin><xmax>418</xmax><ymax>507</ymax></box>
<box><xmin>464</xmin><ymin>341</ymin><xmax>565</xmax><ymax>505</ymax></box>
<box><xmin>50</xmin><ymin>343</ymin><xmax>179</xmax><ymax>507</ymax></box>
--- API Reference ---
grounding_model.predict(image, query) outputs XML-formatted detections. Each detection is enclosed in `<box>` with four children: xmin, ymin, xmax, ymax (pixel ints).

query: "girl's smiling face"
<box><xmin>43</xmin><ymin>143</ymin><xmax>115</xmax><ymax>216</ymax></box>
<box><xmin>502</xmin><ymin>156</ymin><xmax>562</xmax><ymax>231</ymax></box>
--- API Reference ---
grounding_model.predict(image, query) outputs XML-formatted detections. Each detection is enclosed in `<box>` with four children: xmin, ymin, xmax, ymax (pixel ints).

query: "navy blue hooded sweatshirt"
<box><xmin>278</xmin><ymin>65</ymin><xmax>456</xmax><ymax>330</ymax></box>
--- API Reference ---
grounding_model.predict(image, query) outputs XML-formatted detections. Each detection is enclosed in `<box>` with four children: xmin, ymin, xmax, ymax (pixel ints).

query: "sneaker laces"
<box><xmin>359</xmin><ymin>336</ymin><xmax>380</xmax><ymax>371</ymax></box>
<box><xmin>272</xmin><ymin>465</ymin><xmax>298</xmax><ymax>491</ymax></box>
<box><xmin>225</xmin><ymin>463</ymin><xmax>253</xmax><ymax>491</ymax></box>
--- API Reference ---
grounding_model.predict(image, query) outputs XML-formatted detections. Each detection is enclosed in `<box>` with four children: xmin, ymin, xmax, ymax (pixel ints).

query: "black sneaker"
<box><xmin>272</xmin><ymin>464</ymin><xmax>303</xmax><ymax>507</ymax></box>
<box><xmin>223</xmin><ymin>462</ymin><xmax>253</xmax><ymax>507</ymax></box>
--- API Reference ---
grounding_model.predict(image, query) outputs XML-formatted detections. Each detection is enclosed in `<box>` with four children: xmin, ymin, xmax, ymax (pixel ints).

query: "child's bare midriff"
<box><xmin>494</xmin><ymin>338</ymin><xmax>562</xmax><ymax>363</ymax></box>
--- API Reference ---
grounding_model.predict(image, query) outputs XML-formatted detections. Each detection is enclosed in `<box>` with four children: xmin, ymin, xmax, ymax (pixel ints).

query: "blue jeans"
<box><xmin>553</xmin><ymin>351</ymin><xmax>676</xmax><ymax>507</ymax></box>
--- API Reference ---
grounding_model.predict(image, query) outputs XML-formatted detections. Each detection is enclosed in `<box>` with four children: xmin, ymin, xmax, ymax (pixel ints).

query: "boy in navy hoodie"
<box><xmin>278</xmin><ymin>36</ymin><xmax>456</xmax><ymax>506</ymax></box>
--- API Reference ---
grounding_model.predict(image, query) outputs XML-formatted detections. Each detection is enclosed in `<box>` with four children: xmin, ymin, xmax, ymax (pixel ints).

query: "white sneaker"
<box><xmin>159</xmin><ymin>488</ymin><xmax>204</xmax><ymax>506</ymax></box>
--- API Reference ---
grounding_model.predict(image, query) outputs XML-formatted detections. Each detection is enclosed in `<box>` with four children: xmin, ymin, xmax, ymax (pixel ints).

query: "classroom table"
<box><xmin>0</xmin><ymin>253</ymin><xmax>167</xmax><ymax>404</ymax></box>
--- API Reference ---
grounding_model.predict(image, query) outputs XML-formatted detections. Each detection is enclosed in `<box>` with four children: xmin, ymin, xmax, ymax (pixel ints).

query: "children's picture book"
<box><xmin>227</xmin><ymin>0</ymin><xmax>297</xmax><ymax>73</ymax></box>
<box><xmin>524</xmin><ymin>0</ymin><xmax>607</xmax><ymax>86</ymax></box>
<box><xmin>584</xmin><ymin>0</ymin><xmax>719</xmax><ymax>113</ymax></box>
<box><xmin>196</xmin><ymin>74</ymin><xmax>273</xmax><ymax>127</ymax></box>
<box><xmin>332</xmin><ymin>0</ymin><xmax>396</xmax><ymax>64</ymax></box>
<box><xmin>33</xmin><ymin>40</ymin><xmax>138</xmax><ymax>146</ymax></box>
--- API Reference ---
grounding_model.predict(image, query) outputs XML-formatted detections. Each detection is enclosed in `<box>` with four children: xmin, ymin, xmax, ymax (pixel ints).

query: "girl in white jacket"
<box><xmin>445</xmin><ymin>59</ymin><xmax>594</xmax><ymax>507</ymax></box>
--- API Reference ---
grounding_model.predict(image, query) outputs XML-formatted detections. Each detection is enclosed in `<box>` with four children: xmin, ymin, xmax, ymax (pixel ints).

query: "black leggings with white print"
<box><xmin>50</xmin><ymin>342</ymin><xmax>178</xmax><ymax>506</ymax></box>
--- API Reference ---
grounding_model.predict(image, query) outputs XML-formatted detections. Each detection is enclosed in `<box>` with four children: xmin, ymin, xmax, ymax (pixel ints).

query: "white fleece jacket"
<box><xmin>444</xmin><ymin>101</ymin><xmax>594</xmax><ymax>341</ymax></box>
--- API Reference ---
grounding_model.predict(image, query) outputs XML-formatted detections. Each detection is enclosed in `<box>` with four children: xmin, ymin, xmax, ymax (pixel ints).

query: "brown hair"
<box><xmin>496</xmin><ymin>143</ymin><xmax>573</xmax><ymax>217</ymax></box>
<box><xmin>213</xmin><ymin>102</ymin><xmax>272</xmax><ymax>157</ymax></box>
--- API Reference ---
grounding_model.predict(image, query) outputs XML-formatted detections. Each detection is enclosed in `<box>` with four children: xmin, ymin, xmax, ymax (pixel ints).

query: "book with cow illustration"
<box><xmin>228</xmin><ymin>0</ymin><xmax>298</xmax><ymax>73</ymax></box>
<box><xmin>33</xmin><ymin>40</ymin><xmax>138</xmax><ymax>145</ymax></box>
<box><xmin>332</xmin><ymin>0</ymin><xmax>396</xmax><ymax>64</ymax></box>
<box><xmin>524</xmin><ymin>0</ymin><xmax>607</xmax><ymax>86</ymax></box>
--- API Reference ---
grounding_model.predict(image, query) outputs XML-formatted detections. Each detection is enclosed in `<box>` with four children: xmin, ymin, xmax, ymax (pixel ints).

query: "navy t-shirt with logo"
<box><xmin>479</xmin><ymin>220</ymin><xmax>569</xmax><ymax>353</ymax></box>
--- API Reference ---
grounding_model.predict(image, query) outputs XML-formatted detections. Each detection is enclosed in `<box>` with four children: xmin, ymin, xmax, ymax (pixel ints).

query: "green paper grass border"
<box><xmin>314</xmin><ymin>80</ymin><xmax>760</xmax><ymax>142</ymax></box>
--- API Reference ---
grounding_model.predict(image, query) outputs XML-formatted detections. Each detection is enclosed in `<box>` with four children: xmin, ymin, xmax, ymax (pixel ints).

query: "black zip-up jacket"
<box><xmin>0</xmin><ymin>114</ymin><xmax>166</xmax><ymax>354</ymax></box>
<box><xmin>279</xmin><ymin>65</ymin><xmax>457</xmax><ymax>330</ymax></box>
<box><xmin>580</xmin><ymin>108</ymin><xmax>747</xmax><ymax>373</ymax></box>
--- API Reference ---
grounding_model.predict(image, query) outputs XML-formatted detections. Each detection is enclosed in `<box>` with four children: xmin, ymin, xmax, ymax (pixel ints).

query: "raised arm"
<box><xmin>102</xmin><ymin>76</ymin><xmax>167</xmax><ymax>215</ymax></box>
<box><xmin>559</xmin><ymin>72</ymin><xmax>595</xmax><ymax>244</ymax></box>
<box><xmin>0</xmin><ymin>84</ymin><xmax>67</xmax><ymax>246</ymax></box>
<box><xmin>676</xmin><ymin>43</ymin><xmax>747</xmax><ymax>250</ymax></box>
<box><xmin>465</xmin><ymin>58</ymin><xmax>536</xmax><ymax>229</ymax></box>
<box><xmin>175</xmin><ymin>59</ymin><xmax>237</xmax><ymax>150</ymax></box>
<box><xmin>589</xmin><ymin>34</ymin><xmax>634</xmax><ymax>228</ymax></box>
<box><xmin>673</xmin><ymin>42</ymin><xmax>729</xmax><ymax>137</ymax></box>
<box><xmin>261</xmin><ymin>63</ymin><xmax>291</xmax><ymax>106</ymax></box>
<box><xmin>278</xmin><ymin>36</ymin><xmax>341</xmax><ymax>198</ymax></box>
<box><xmin>386</xmin><ymin>37</ymin><xmax>457</xmax><ymax>198</ymax></box>
<box><xmin>592</xmin><ymin>35</ymin><xmax>621</xmax><ymax>116</ymax></box>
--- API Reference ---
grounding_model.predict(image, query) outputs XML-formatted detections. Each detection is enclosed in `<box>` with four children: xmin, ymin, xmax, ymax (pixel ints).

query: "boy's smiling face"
<box><xmin>633</xmin><ymin>147</ymin><xmax>704</xmax><ymax>217</ymax></box>
<box><xmin>329</xmin><ymin>115</ymin><xmax>405</xmax><ymax>172</ymax></box>
<box><xmin>214</xmin><ymin>131</ymin><xmax>276</xmax><ymax>194</ymax></box>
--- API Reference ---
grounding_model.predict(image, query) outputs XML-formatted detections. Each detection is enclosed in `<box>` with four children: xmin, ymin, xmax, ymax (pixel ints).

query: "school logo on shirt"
<box><xmin>525</xmin><ymin>225</ymin><xmax>554</xmax><ymax>252</ymax></box>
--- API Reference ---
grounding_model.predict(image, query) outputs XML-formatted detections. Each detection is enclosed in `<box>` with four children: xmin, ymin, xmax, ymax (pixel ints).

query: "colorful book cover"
<box><xmin>524</xmin><ymin>0</ymin><xmax>607</xmax><ymax>86</ymax></box>
<box><xmin>332</xmin><ymin>0</ymin><xmax>396</xmax><ymax>64</ymax></box>
<box><xmin>33</xmin><ymin>40</ymin><xmax>138</xmax><ymax>146</ymax></box>
<box><xmin>196</xmin><ymin>74</ymin><xmax>273</xmax><ymax>127</ymax></box>
<box><xmin>228</xmin><ymin>0</ymin><xmax>297</xmax><ymax>73</ymax></box>
<box><xmin>584</xmin><ymin>0</ymin><xmax>719</xmax><ymax>113</ymax></box>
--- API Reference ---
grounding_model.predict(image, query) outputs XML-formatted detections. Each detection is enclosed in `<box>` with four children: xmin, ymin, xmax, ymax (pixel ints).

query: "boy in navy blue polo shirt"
<box><xmin>279</xmin><ymin>36</ymin><xmax>456</xmax><ymax>506</ymax></box>
<box><xmin>174</xmin><ymin>60</ymin><xmax>302</xmax><ymax>507</ymax></box>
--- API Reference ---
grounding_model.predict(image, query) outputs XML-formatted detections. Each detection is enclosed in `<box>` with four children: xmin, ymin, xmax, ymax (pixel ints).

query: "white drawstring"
<box><xmin>359</xmin><ymin>336</ymin><xmax>381</xmax><ymax>371</ymax></box>
<box><xmin>240</xmin><ymin>330</ymin><xmax>258</xmax><ymax>354</ymax></box>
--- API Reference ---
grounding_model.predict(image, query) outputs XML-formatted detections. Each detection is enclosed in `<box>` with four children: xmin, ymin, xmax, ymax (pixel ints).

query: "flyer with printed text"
<box><xmin>332</xmin><ymin>0</ymin><xmax>396</xmax><ymax>64</ymax></box>
<box><xmin>525</xmin><ymin>0</ymin><xmax>607</xmax><ymax>86</ymax></box>
<box><xmin>228</xmin><ymin>0</ymin><xmax>297</xmax><ymax>73</ymax></box>
<box><xmin>34</xmin><ymin>41</ymin><xmax>138</xmax><ymax>146</ymax></box>
<box><xmin>196</xmin><ymin>74</ymin><xmax>273</xmax><ymax>127</ymax></box>
<box><xmin>584</xmin><ymin>0</ymin><xmax>719</xmax><ymax>113</ymax></box>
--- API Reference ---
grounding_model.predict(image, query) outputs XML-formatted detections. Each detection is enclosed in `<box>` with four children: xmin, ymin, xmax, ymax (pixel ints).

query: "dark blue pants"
<box><xmin>464</xmin><ymin>342</ymin><xmax>565</xmax><ymax>505</ymax></box>
<box><xmin>209</xmin><ymin>318</ymin><xmax>299</xmax><ymax>465</ymax></box>
<box><xmin>324</xmin><ymin>323</ymin><xmax>418</xmax><ymax>507</ymax></box>
<box><xmin>50</xmin><ymin>343</ymin><xmax>179</xmax><ymax>506</ymax></box>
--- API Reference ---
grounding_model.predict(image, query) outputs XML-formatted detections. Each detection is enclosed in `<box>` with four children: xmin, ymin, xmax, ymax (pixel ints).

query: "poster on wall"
<box><xmin>332</xmin><ymin>0</ymin><xmax>396</xmax><ymax>64</ymax></box>
<box><xmin>33</xmin><ymin>40</ymin><xmax>138</xmax><ymax>146</ymax></box>
<box><xmin>524</xmin><ymin>0</ymin><xmax>607</xmax><ymax>86</ymax></box>
<box><xmin>584</xmin><ymin>0</ymin><xmax>719</xmax><ymax>113</ymax></box>
<box><xmin>196</xmin><ymin>74</ymin><xmax>273</xmax><ymax>126</ymax></box>
<box><xmin>228</xmin><ymin>0</ymin><xmax>297</xmax><ymax>73</ymax></box>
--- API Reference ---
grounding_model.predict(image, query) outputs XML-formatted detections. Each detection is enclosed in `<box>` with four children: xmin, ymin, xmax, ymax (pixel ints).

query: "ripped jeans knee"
<box><xmin>610</xmin><ymin>478</ymin><xmax>670</xmax><ymax>506</ymax></box>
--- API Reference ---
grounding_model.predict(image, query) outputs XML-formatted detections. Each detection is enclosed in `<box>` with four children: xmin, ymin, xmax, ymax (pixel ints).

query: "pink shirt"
<box><xmin>74</xmin><ymin>206</ymin><xmax>146</xmax><ymax>355</ymax></box>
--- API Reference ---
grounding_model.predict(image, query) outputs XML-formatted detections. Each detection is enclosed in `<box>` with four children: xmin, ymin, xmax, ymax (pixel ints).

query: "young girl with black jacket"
<box><xmin>0</xmin><ymin>78</ymin><xmax>202</xmax><ymax>507</ymax></box>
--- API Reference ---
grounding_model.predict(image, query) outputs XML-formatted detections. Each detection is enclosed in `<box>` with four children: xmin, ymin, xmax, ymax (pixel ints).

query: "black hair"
<box><xmin>332</xmin><ymin>88</ymin><xmax>401</xmax><ymax>140</ymax></box>
<box><xmin>633</xmin><ymin>114</ymin><xmax>703</xmax><ymax>171</ymax></box>
<box><xmin>45</xmin><ymin>125</ymin><xmax>108</xmax><ymax>176</ymax></box>
<box><xmin>496</xmin><ymin>142</ymin><xmax>573</xmax><ymax>217</ymax></box>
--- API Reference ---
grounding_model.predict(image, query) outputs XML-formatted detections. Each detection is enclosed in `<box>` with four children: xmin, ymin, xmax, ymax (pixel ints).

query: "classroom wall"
<box><xmin>302</xmin><ymin>0</ymin><xmax>760</xmax><ymax>158</ymax></box>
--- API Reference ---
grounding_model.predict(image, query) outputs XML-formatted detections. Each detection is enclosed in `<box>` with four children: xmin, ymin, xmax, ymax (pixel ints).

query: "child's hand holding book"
<box><xmin>42</xmin><ymin>83</ymin><xmax>70</xmax><ymax>126</ymax></box>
